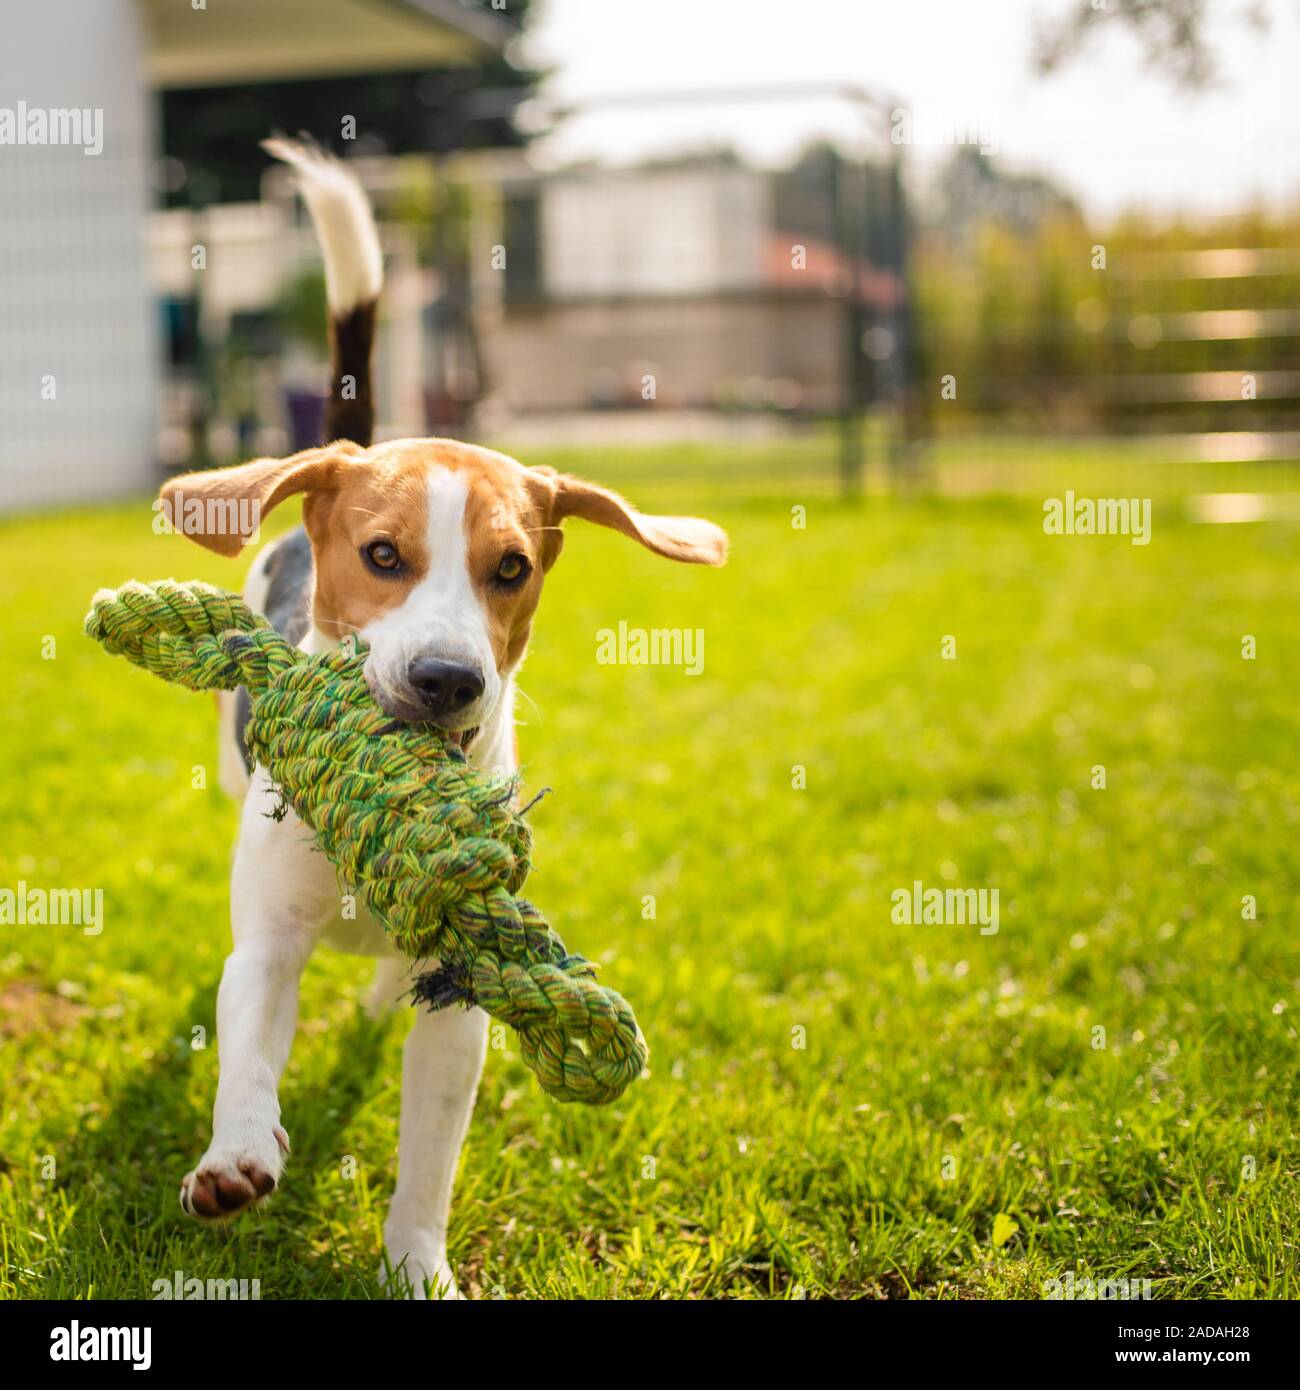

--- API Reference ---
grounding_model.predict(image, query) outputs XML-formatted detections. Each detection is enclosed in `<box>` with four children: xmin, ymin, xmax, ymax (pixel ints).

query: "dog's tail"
<box><xmin>262</xmin><ymin>136</ymin><xmax>383</xmax><ymax>447</ymax></box>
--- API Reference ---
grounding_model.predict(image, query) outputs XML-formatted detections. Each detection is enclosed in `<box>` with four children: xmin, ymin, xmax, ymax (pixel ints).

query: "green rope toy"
<box><xmin>85</xmin><ymin>578</ymin><xmax>647</xmax><ymax>1105</ymax></box>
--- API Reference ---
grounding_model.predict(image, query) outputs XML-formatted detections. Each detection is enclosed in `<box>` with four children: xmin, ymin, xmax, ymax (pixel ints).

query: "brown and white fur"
<box><xmin>159</xmin><ymin>139</ymin><xmax>726</xmax><ymax>1298</ymax></box>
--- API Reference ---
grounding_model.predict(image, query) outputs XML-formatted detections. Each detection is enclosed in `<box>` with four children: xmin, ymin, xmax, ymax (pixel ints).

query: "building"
<box><xmin>0</xmin><ymin>0</ymin><xmax>509</xmax><ymax>512</ymax></box>
<box><xmin>482</xmin><ymin>154</ymin><xmax>902</xmax><ymax>417</ymax></box>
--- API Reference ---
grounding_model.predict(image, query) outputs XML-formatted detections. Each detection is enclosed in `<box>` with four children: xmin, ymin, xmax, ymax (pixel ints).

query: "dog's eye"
<box><xmin>496</xmin><ymin>552</ymin><xmax>529</xmax><ymax>585</ymax></box>
<box><xmin>364</xmin><ymin>540</ymin><xmax>401</xmax><ymax>572</ymax></box>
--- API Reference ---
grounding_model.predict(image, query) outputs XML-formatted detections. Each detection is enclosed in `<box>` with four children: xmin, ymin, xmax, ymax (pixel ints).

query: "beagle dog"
<box><xmin>159</xmin><ymin>140</ymin><xmax>726</xmax><ymax>1298</ymax></box>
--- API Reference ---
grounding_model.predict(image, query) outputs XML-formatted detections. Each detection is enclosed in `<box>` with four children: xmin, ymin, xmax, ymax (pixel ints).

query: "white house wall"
<box><xmin>541</xmin><ymin>166</ymin><xmax>770</xmax><ymax>299</ymax></box>
<box><xmin>0</xmin><ymin>0</ymin><xmax>156</xmax><ymax>511</ymax></box>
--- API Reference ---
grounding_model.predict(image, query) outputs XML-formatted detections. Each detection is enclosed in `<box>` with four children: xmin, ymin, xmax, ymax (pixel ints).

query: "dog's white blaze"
<box><xmin>360</xmin><ymin>468</ymin><xmax>500</xmax><ymax>723</ymax></box>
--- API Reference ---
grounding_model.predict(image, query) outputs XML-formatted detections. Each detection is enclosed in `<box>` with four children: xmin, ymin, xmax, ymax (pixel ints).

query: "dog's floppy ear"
<box><xmin>158</xmin><ymin>442</ymin><xmax>362</xmax><ymax>556</ymax></box>
<box><xmin>543</xmin><ymin>471</ymin><xmax>728</xmax><ymax>566</ymax></box>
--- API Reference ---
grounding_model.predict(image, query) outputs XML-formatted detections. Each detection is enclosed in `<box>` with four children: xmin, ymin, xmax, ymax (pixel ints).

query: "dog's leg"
<box><xmin>382</xmin><ymin>997</ymin><xmax>488</xmax><ymax>1299</ymax></box>
<box><xmin>181</xmin><ymin>773</ymin><xmax>332</xmax><ymax>1221</ymax></box>
<box><xmin>365</xmin><ymin>953</ymin><xmax>413</xmax><ymax>1020</ymax></box>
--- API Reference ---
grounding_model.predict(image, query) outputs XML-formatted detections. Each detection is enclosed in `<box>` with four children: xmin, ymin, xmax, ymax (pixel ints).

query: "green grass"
<box><xmin>1</xmin><ymin>438</ymin><xmax>1297</xmax><ymax>1299</ymax></box>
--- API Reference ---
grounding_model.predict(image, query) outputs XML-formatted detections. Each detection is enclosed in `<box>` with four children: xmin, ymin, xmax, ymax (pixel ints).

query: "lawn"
<box><xmin>1</xmin><ymin>437</ymin><xmax>1297</xmax><ymax>1299</ymax></box>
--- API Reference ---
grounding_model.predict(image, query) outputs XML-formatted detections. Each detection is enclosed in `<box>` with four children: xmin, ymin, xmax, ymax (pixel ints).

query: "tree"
<box><xmin>930</xmin><ymin>147</ymin><xmax>1082</xmax><ymax>246</ymax></box>
<box><xmin>1032</xmin><ymin>0</ymin><xmax>1275</xmax><ymax>89</ymax></box>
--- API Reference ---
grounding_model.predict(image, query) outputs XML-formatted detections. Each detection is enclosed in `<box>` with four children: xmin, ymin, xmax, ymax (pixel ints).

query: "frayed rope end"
<box><xmin>410</xmin><ymin>962</ymin><xmax>474</xmax><ymax>1012</ymax></box>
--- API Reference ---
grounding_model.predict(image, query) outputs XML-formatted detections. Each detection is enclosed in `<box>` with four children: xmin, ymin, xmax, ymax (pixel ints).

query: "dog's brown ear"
<box><xmin>158</xmin><ymin>442</ymin><xmax>362</xmax><ymax>556</ymax></box>
<box><xmin>546</xmin><ymin>473</ymin><xmax>728</xmax><ymax>566</ymax></box>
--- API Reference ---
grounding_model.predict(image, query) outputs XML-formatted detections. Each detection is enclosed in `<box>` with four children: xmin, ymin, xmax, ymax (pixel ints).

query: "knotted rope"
<box><xmin>85</xmin><ymin>578</ymin><xmax>647</xmax><ymax>1105</ymax></box>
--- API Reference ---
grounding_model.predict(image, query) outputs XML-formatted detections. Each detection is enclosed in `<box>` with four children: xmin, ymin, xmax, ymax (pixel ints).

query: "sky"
<box><xmin>516</xmin><ymin>0</ymin><xmax>1299</xmax><ymax>218</ymax></box>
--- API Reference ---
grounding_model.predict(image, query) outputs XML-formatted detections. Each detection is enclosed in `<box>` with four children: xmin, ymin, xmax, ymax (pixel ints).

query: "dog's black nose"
<box><xmin>406</xmin><ymin>657</ymin><xmax>485</xmax><ymax>717</ymax></box>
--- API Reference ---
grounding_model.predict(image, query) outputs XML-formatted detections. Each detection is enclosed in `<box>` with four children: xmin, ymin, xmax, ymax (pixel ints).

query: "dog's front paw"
<box><xmin>180</xmin><ymin>1125</ymin><xmax>289</xmax><ymax>1222</ymax></box>
<box><xmin>380</xmin><ymin>1230</ymin><xmax>461</xmax><ymax>1300</ymax></box>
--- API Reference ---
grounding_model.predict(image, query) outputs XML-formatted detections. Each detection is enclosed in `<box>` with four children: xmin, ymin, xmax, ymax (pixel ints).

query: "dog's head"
<box><xmin>160</xmin><ymin>439</ymin><xmax>727</xmax><ymax>742</ymax></box>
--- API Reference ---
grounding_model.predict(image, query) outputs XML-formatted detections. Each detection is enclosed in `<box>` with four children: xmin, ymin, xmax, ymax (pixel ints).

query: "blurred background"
<box><xmin>2</xmin><ymin>0</ymin><xmax>1298</xmax><ymax>509</ymax></box>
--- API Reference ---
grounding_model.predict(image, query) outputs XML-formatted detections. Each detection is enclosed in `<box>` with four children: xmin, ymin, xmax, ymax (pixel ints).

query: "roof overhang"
<box><xmin>141</xmin><ymin>0</ymin><xmax>512</xmax><ymax>88</ymax></box>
